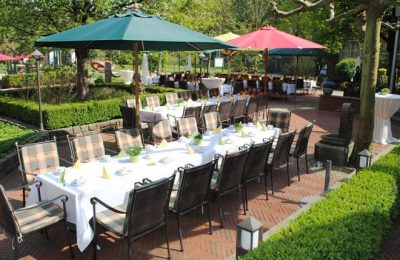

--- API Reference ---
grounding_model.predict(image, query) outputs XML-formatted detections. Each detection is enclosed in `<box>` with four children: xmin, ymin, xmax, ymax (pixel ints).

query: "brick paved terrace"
<box><xmin>0</xmin><ymin>95</ymin><xmax>399</xmax><ymax>260</ymax></box>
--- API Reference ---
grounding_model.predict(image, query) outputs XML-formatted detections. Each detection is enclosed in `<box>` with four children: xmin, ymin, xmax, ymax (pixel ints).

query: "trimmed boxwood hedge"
<box><xmin>0</xmin><ymin>86</ymin><xmax>191</xmax><ymax>129</ymax></box>
<box><xmin>242</xmin><ymin>146</ymin><xmax>400</xmax><ymax>259</ymax></box>
<box><xmin>0</xmin><ymin>121</ymin><xmax>34</xmax><ymax>154</ymax></box>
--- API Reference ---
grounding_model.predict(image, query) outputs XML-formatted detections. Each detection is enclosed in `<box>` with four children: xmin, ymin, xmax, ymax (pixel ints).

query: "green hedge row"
<box><xmin>0</xmin><ymin>121</ymin><xmax>34</xmax><ymax>154</ymax></box>
<box><xmin>242</xmin><ymin>146</ymin><xmax>400</xmax><ymax>259</ymax></box>
<box><xmin>0</xmin><ymin>86</ymin><xmax>191</xmax><ymax>129</ymax></box>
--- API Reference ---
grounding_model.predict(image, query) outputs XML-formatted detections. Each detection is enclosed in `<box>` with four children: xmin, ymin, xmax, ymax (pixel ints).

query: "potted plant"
<box><xmin>234</xmin><ymin>122</ymin><xmax>244</xmax><ymax>133</ymax></box>
<box><xmin>380</xmin><ymin>87</ymin><xmax>390</xmax><ymax>95</ymax></box>
<box><xmin>126</xmin><ymin>146</ymin><xmax>142</xmax><ymax>163</ymax></box>
<box><xmin>193</xmin><ymin>133</ymin><xmax>203</xmax><ymax>145</ymax></box>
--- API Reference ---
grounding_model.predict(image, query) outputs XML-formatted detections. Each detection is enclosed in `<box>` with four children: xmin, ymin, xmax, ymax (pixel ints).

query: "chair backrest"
<box><xmin>243</xmin><ymin>140</ymin><xmax>273</xmax><ymax>181</ymax></box>
<box><xmin>177</xmin><ymin>117</ymin><xmax>199</xmax><ymax>137</ymax></box>
<box><xmin>202</xmin><ymin>104</ymin><xmax>217</xmax><ymax>115</ymax></box>
<box><xmin>183</xmin><ymin>106</ymin><xmax>202</xmax><ymax>123</ymax></box>
<box><xmin>256</xmin><ymin>94</ymin><xmax>268</xmax><ymax>113</ymax></box>
<box><xmin>232</xmin><ymin>99</ymin><xmax>247</xmax><ymax>119</ymax></box>
<box><xmin>179</xmin><ymin>91</ymin><xmax>192</xmax><ymax>101</ymax></box>
<box><xmin>266</xmin><ymin>110</ymin><xmax>291</xmax><ymax>133</ymax></box>
<box><xmin>174</xmin><ymin>160</ymin><xmax>215</xmax><ymax>212</ymax></box>
<box><xmin>126</xmin><ymin>99</ymin><xmax>142</xmax><ymax>110</ymax></box>
<box><xmin>123</xmin><ymin>175</ymin><xmax>175</xmax><ymax>237</ymax></box>
<box><xmin>0</xmin><ymin>184</ymin><xmax>18</xmax><ymax>238</ymax></box>
<box><xmin>69</xmin><ymin>133</ymin><xmax>105</xmax><ymax>163</ymax></box>
<box><xmin>196</xmin><ymin>89</ymin><xmax>208</xmax><ymax>100</ymax></box>
<box><xmin>115</xmin><ymin>128</ymin><xmax>144</xmax><ymax>151</ymax></box>
<box><xmin>165</xmin><ymin>93</ymin><xmax>179</xmax><ymax>105</ymax></box>
<box><xmin>203</xmin><ymin>112</ymin><xmax>221</xmax><ymax>131</ymax></box>
<box><xmin>120</xmin><ymin>106</ymin><xmax>136</xmax><ymax>129</ymax></box>
<box><xmin>272</xmin><ymin>131</ymin><xmax>296</xmax><ymax>168</ymax></box>
<box><xmin>146</xmin><ymin>95</ymin><xmax>160</xmax><ymax>107</ymax></box>
<box><xmin>293</xmin><ymin>123</ymin><xmax>314</xmax><ymax>157</ymax></box>
<box><xmin>218</xmin><ymin>101</ymin><xmax>232</xmax><ymax>123</ymax></box>
<box><xmin>16</xmin><ymin>138</ymin><xmax>59</xmax><ymax>184</ymax></box>
<box><xmin>246</xmin><ymin>96</ymin><xmax>258</xmax><ymax>121</ymax></box>
<box><xmin>209</xmin><ymin>88</ymin><xmax>219</xmax><ymax>97</ymax></box>
<box><xmin>216</xmin><ymin>148</ymin><xmax>250</xmax><ymax>193</ymax></box>
<box><xmin>151</xmin><ymin>120</ymin><xmax>173</xmax><ymax>142</ymax></box>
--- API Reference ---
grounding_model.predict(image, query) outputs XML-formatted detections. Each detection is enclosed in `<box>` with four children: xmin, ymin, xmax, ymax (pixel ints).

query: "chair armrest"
<box><xmin>90</xmin><ymin>197</ymin><xmax>126</xmax><ymax>214</ymax></box>
<box><xmin>184</xmin><ymin>163</ymin><xmax>194</xmax><ymax>168</ymax></box>
<box><xmin>213</xmin><ymin>153</ymin><xmax>224</xmax><ymax>171</ymax></box>
<box><xmin>16</xmin><ymin>194</ymin><xmax>68</xmax><ymax>212</ymax></box>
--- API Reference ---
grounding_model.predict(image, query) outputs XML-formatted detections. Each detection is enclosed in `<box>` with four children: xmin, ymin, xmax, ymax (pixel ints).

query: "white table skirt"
<box><xmin>27</xmin><ymin>125</ymin><xmax>280</xmax><ymax>252</ymax></box>
<box><xmin>304</xmin><ymin>80</ymin><xmax>317</xmax><ymax>89</ymax></box>
<box><xmin>202</xmin><ymin>78</ymin><xmax>226</xmax><ymax>89</ymax></box>
<box><xmin>373</xmin><ymin>93</ymin><xmax>400</xmax><ymax>144</ymax></box>
<box><xmin>283</xmin><ymin>83</ymin><xmax>296</xmax><ymax>94</ymax></box>
<box><xmin>219</xmin><ymin>84</ymin><xmax>233</xmax><ymax>96</ymax></box>
<box><xmin>120</xmin><ymin>70</ymin><xmax>134</xmax><ymax>85</ymax></box>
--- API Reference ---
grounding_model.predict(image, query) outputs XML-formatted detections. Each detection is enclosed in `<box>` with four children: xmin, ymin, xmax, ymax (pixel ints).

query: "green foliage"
<box><xmin>242</xmin><ymin>146</ymin><xmax>400</xmax><ymax>259</ymax></box>
<box><xmin>125</xmin><ymin>146</ymin><xmax>142</xmax><ymax>156</ymax></box>
<box><xmin>0</xmin><ymin>121</ymin><xmax>34</xmax><ymax>154</ymax></box>
<box><xmin>336</xmin><ymin>58</ymin><xmax>356</xmax><ymax>82</ymax></box>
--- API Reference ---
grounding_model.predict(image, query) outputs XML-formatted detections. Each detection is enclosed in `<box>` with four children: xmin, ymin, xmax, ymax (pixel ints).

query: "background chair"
<box><xmin>145</xmin><ymin>95</ymin><xmax>161</xmax><ymax>107</ymax></box>
<box><xmin>151</xmin><ymin>119</ymin><xmax>173</xmax><ymax>143</ymax></box>
<box><xmin>91</xmin><ymin>175</ymin><xmax>175</xmax><ymax>260</ymax></box>
<box><xmin>115</xmin><ymin>128</ymin><xmax>144</xmax><ymax>151</ymax></box>
<box><xmin>291</xmin><ymin>123</ymin><xmax>314</xmax><ymax>179</ymax></box>
<box><xmin>266</xmin><ymin>110</ymin><xmax>291</xmax><ymax>133</ymax></box>
<box><xmin>179</xmin><ymin>91</ymin><xmax>192</xmax><ymax>101</ymax></box>
<box><xmin>230</xmin><ymin>99</ymin><xmax>247</xmax><ymax>124</ymax></box>
<box><xmin>267</xmin><ymin>131</ymin><xmax>296</xmax><ymax>193</ymax></box>
<box><xmin>0</xmin><ymin>183</ymin><xmax>74</xmax><ymax>260</ymax></box>
<box><xmin>256</xmin><ymin>94</ymin><xmax>268</xmax><ymax>121</ymax></box>
<box><xmin>177</xmin><ymin>117</ymin><xmax>199</xmax><ymax>137</ymax></box>
<box><xmin>245</xmin><ymin>96</ymin><xmax>258</xmax><ymax>123</ymax></box>
<box><xmin>120</xmin><ymin>106</ymin><xmax>136</xmax><ymax>129</ymax></box>
<box><xmin>165</xmin><ymin>92</ymin><xmax>179</xmax><ymax>105</ymax></box>
<box><xmin>203</xmin><ymin>112</ymin><xmax>221</xmax><ymax>131</ymax></box>
<box><xmin>67</xmin><ymin>133</ymin><xmax>105</xmax><ymax>163</ymax></box>
<box><xmin>169</xmin><ymin>161</ymin><xmax>215</xmax><ymax>251</ymax></box>
<box><xmin>218</xmin><ymin>101</ymin><xmax>232</xmax><ymax>127</ymax></box>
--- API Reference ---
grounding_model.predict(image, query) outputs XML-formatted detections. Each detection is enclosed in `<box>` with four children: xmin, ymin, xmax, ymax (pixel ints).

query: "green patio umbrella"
<box><xmin>35</xmin><ymin>8</ymin><xmax>235</xmax><ymax>125</ymax></box>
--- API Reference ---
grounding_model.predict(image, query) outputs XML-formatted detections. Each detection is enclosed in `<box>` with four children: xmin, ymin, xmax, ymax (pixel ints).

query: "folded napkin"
<box><xmin>256</xmin><ymin>121</ymin><xmax>262</xmax><ymax>129</ymax></box>
<box><xmin>188</xmin><ymin>98</ymin><xmax>193</xmax><ymax>103</ymax></box>
<box><xmin>241</xmin><ymin>130</ymin><xmax>248</xmax><ymax>138</ymax></box>
<box><xmin>147</xmin><ymin>160</ymin><xmax>157</xmax><ymax>166</ymax></box>
<box><xmin>72</xmin><ymin>160</ymin><xmax>81</xmax><ymax>169</ymax></box>
<box><xmin>117</xmin><ymin>150</ymin><xmax>126</xmax><ymax>158</ymax></box>
<box><xmin>187</xmin><ymin>145</ymin><xmax>194</xmax><ymax>154</ymax></box>
<box><xmin>58</xmin><ymin>169</ymin><xmax>66</xmax><ymax>184</ymax></box>
<box><xmin>218</xmin><ymin>137</ymin><xmax>225</xmax><ymax>145</ymax></box>
<box><xmin>159</xmin><ymin>139</ymin><xmax>168</xmax><ymax>148</ymax></box>
<box><xmin>150</xmin><ymin>106</ymin><xmax>155</xmax><ymax>111</ymax></box>
<box><xmin>261</xmin><ymin>125</ymin><xmax>267</xmax><ymax>131</ymax></box>
<box><xmin>102</xmin><ymin>166</ymin><xmax>111</xmax><ymax>179</ymax></box>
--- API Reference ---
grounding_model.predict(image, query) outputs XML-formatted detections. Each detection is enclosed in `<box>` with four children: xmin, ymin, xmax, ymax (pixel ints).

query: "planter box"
<box><xmin>319</xmin><ymin>95</ymin><xmax>360</xmax><ymax>114</ymax></box>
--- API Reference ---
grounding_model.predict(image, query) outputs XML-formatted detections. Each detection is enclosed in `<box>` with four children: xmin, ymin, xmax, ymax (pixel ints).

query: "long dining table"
<box><xmin>26</xmin><ymin>124</ymin><xmax>280</xmax><ymax>252</ymax></box>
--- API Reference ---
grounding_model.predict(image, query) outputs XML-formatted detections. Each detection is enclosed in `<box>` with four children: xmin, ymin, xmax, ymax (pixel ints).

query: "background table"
<box><xmin>202</xmin><ymin>78</ymin><xmax>226</xmax><ymax>89</ymax></box>
<box><xmin>304</xmin><ymin>80</ymin><xmax>317</xmax><ymax>90</ymax></box>
<box><xmin>282</xmin><ymin>83</ymin><xmax>296</xmax><ymax>94</ymax></box>
<box><xmin>373</xmin><ymin>93</ymin><xmax>400</xmax><ymax>144</ymax></box>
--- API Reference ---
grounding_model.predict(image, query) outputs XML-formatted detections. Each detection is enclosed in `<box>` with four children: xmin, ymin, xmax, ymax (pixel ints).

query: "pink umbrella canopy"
<box><xmin>0</xmin><ymin>54</ymin><xmax>18</xmax><ymax>61</ymax></box>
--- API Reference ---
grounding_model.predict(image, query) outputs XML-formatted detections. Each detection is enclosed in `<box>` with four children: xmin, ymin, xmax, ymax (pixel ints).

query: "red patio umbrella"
<box><xmin>227</xmin><ymin>26</ymin><xmax>325</xmax><ymax>92</ymax></box>
<box><xmin>0</xmin><ymin>54</ymin><xmax>18</xmax><ymax>61</ymax></box>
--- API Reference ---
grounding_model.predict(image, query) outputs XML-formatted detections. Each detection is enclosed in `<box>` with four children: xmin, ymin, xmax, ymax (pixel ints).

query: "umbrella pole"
<box><xmin>264</xmin><ymin>48</ymin><xmax>269</xmax><ymax>94</ymax></box>
<box><xmin>227</xmin><ymin>53</ymin><xmax>232</xmax><ymax>83</ymax></box>
<box><xmin>133</xmin><ymin>42</ymin><xmax>141</xmax><ymax>128</ymax></box>
<box><xmin>157</xmin><ymin>52</ymin><xmax>161</xmax><ymax>76</ymax></box>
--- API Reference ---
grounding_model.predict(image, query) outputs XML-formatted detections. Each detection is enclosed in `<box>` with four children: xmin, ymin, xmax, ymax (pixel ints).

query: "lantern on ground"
<box><xmin>357</xmin><ymin>149</ymin><xmax>372</xmax><ymax>171</ymax></box>
<box><xmin>236</xmin><ymin>217</ymin><xmax>263</xmax><ymax>257</ymax></box>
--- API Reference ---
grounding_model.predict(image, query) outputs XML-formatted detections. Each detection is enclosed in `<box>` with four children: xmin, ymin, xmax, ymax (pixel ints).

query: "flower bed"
<box><xmin>242</xmin><ymin>146</ymin><xmax>400</xmax><ymax>259</ymax></box>
<box><xmin>0</xmin><ymin>121</ymin><xmax>35</xmax><ymax>154</ymax></box>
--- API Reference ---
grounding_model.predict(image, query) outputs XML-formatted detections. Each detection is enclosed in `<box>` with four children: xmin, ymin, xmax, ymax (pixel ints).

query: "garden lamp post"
<box><xmin>236</xmin><ymin>217</ymin><xmax>263</xmax><ymax>257</ymax></box>
<box><xmin>199</xmin><ymin>52</ymin><xmax>206</xmax><ymax>84</ymax></box>
<box><xmin>357</xmin><ymin>149</ymin><xmax>372</xmax><ymax>171</ymax></box>
<box><xmin>32</xmin><ymin>49</ymin><xmax>44</xmax><ymax>131</ymax></box>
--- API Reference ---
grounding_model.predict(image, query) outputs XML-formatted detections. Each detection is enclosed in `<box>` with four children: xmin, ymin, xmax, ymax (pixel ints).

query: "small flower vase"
<box><xmin>130</xmin><ymin>155</ymin><xmax>140</xmax><ymax>163</ymax></box>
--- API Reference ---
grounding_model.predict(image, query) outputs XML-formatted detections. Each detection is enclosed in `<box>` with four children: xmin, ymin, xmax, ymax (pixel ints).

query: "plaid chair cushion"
<box><xmin>266</xmin><ymin>110</ymin><xmax>291</xmax><ymax>133</ymax></box>
<box><xmin>126</xmin><ymin>99</ymin><xmax>142</xmax><ymax>110</ymax></box>
<box><xmin>177</xmin><ymin>117</ymin><xmax>198</xmax><ymax>137</ymax></box>
<box><xmin>14</xmin><ymin>201</ymin><xmax>63</xmax><ymax>234</ymax></box>
<box><xmin>95</xmin><ymin>205</ymin><xmax>126</xmax><ymax>236</ymax></box>
<box><xmin>21</xmin><ymin>142</ymin><xmax>59</xmax><ymax>176</ymax></box>
<box><xmin>146</xmin><ymin>96</ymin><xmax>160</xmax><ymax>107</ymax></box>
<box><xmin>203</xmin><ymin>112</ymin><xmax>220</xmax><ymax>131</ymax></box>
<box><xmin>152</xmin><ymin>120</ymin><xmax>172</xmax><ymax>141</ymax></box>
<box><xmin>115</xmin><ymin>129</ymin><xmax>143</xmax><ymax>151</ymax></box>
<box><xmin>165</xmin><ymin>93</ymin><xmax>179</xmax><ymax>105</ymax></box>
<box><xmin>73</xmin><ymin>134</ymin><xmax>105</xmax><ymax>162</ymax></box>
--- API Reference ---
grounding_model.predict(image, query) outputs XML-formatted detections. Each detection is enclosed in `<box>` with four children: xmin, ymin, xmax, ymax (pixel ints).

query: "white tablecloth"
<box><xmin>219</xmin><ymin>84</ymin><xmax>233</xmax><ymax>96</ymax></box>
<box><xmin>373</xmin><ymin>93</ymin><xmax>400</xmax><ymax>144</ymax></box>
<box><xmin>27</xmin><ymin>125</ymin><xmax>280</xmax><ymax>251</ymax></box>
<box><xmin>202</xmin><ymin>78</ymin><xmax>226</xmax><ymax>89</ymax></box>
<box><xmin>282</xmin><ymin>83</ymin><xmax>296</xmax><ymax>94</ymax></box>
<box><xmin>120</xmin><ymin>70</ymin><xmax>134</xmax><ymax>85</ymax></box>
<box><xmin>304</xmin><ymin>80</ymin><xmax>317</xmax><ymax>89</ymax></box>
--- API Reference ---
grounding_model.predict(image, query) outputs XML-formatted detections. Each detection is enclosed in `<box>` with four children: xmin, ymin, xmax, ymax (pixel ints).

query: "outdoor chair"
<box><xmin>0</xmin><ymin>182</ymin><xmax>74</xmax><ymax>260</ymax></box>
<box><xmin>267</xmin><ymin>131</ymin><xmax>296</xmax><ymax>193</ymax></box>
<box><xmin>145</xmin><ymin>95</ymin><xmax>161</xmax><ymax>108</ymax></box>
<box><xmin>91</xmin><ymin>175</ymin><xmax>175</xmax><ymax>260</ymax></box>
<box><xmin>150</xmin><ymin>119</ymin><xmax>173</xmax><ymax>143</ymax></box>
<box><xmin>126</xmin><ymin>98</ymin><xmax>142</xmax><ymax>110</ymax></box>
<box><xmin>169</xmin><ymin>160</ymin><xmax>216</xmax><ymax>251</ymax></box>
<box><xmin>177</xmin><ymin>117</ymin><xmax>199</xmax><ymax>137</ymax></box>
<box><xmin>212</xmin><ymin>148</ymin><xmax>250</xmax><ymax>227</ymax></box>
<box><xmin>16</xmin><ymin>138</ymin><xmax>60</xmax><ymax>206</ymax></box>
<box><xmin>203</xmin><ymin>112</ymin><xmax>221</xmax><ymax>131</ymax></box>
<box><xmin>209</xmin><ymin>88</ymin><xmax>219</xmax><ymax>97</ymax></box>
<box><xmin>201</xmin><ymin>104</ymin><xmax>217</xmax><ymax>115</ymax></box>
<box><xmin>165</xmin><ymin>92</ymin><xmax>179</xmax><ymax>105</ymax></box>
<box><xmin>230</xmin><ymin>99</ymin><xmax>247</xmax><ymax>124</ymax></box>
<box><xmin>245</xmin><ymin>96</ymin><xmax>258</xmax><ymax>123</ymax></box>
<box><xmin>115</xmin><ymin>128</ymin><xmax>144</xmax><ymax>151</ymax></box>
<box><xmin>196</xmin><ymin>89</ymin><xmax>208</xmax><ymax>100</ymax></box>
<box><xmin>178</xmin><ymin>80</ymin><xmax>188</xmax><ymax>89</ymax></box>
<box><xmin>241</xmin><ymin>139</ymin><xmax>273</xmax><ymax>211</ymax></box>
<box><xmin>256</xmin><ymin>94</ymin><xmax>268</xmax><ymax>121</ymax></box>
<box><xmin>218</xmin><ymin>101</ymin><xmax>232</xmax><ymax>127</ymax></box>
<box><xmin>272</xmin><ymin>81</ymin><xmax>287</xmax><ymax>101</ymax></box>
<box><xmin>266</xmin><ymin>110</ymin><xmax>291</xmax><ymax>133</ymax></box>
<box><xmin>291</xmin><ymin>123</ymin><xmax>314</xmax><ymax>179</ymax></box>
<box><xmin>179</xmin><ymin>91</ymin><xmax>192</xmax><ymax>101</ymax></box>
<box><xmin>120</xmin><ymin>106</ymin><xmax>136</xmax><ymax>129</ymax></box>
<box><xmin>67</xmin><ymin>133</ymin><xmax>105</xmax><ymax>163</ymax></box>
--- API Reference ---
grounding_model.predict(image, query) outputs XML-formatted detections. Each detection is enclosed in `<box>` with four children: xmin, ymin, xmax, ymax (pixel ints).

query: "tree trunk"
<box><xmin>350</xmin><ymin>5</ymin><xmax>387</xmax><ymax>162</ymax></box>
<box><xmin>75</xmin><ymin>48</ymin><xmax>89</xmax><ymax>100</ymax></box>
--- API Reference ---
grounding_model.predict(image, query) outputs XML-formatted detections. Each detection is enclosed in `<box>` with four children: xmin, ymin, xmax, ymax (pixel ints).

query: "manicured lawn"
<box><xmin>242</xmin><ymin>145</ymin><xmax>400</xmax><ymax>259</ymax></box>
<box><xmin>0</xmin><ymin>121</ymin><xmax>35</xmax><ymax>153</ymax></box>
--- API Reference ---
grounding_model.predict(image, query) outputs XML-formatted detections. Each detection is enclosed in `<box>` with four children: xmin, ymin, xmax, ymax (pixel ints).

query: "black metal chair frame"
<box><xmin>245</xmin><ymin>96</ymin><xmax>258</xmax><ymax>123</ymax></box>
<box><xmin>218</xmin><ymin>101</ymin><xmax>232</xmax><ymax>127</ymax></box>
<box><xmin>291</xmin><ymin>123</ymin><xmax>314</xmax><ymax>179</ymax></box>
<box><xmin>230</xmin><ymin>99</ymin><xmax>247</xmax><ymax>124</ymax></box>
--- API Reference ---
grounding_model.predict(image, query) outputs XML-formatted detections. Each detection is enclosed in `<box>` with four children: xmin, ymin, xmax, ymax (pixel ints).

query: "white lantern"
<box><xmin>357</xmin><ymin>149</ymin><xmax>372</xmax><ymax>171</ymax></box>
<box><xmin>236</xmin><ymin>217</ymin><xmax>263</xmax><ymax>256</ymax></box>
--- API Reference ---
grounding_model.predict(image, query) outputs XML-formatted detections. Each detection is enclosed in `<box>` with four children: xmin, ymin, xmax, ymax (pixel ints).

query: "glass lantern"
<box><xmin>357</xmin><ymin>149</ymin><xmax>372</xmax><ymax>171</ymax></box>
<box><xmin>236</xmin><ymin>217</ymin><xmax>263</xmax><ymax>257</ymax></box>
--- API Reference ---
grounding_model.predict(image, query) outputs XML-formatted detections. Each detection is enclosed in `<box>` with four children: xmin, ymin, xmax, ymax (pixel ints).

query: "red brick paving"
<box><xmin>0</xmin><ymin>96</ymin><xmax>398</xmax><ymax>260</ymax></box>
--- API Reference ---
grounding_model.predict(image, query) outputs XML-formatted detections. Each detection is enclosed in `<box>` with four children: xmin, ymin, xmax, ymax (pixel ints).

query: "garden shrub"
<box><xmin>335</xmin><ymin>58</ymin><xmax>356</xmax><ymax>83</ymax></box>
<box><xmin>242</xmin><ymin>146</ymin><xmax>400</xmax><ymax>259</ymax></box>
<box><xmin>0</xmin><ymin>121</ymin><xmax>34</xmax><ymax>154</ymax></box>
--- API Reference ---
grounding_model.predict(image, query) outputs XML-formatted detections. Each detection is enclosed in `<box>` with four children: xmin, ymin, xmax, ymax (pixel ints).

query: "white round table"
<box><xmin>201</xmin><ymin>78</ymin><xmax>226</xmax><ymax>89</ymax></box>
<box><xmin>120</xmin><ymin>70</ymin><xmax>134</xmax><ymax>85</ymax></box>
<box><xmin>373</xmin><ymin>93</ymin><xmax>400</xmax><ymax>144</ymax></box>
<box><xmin>304</xmin><ymin>80</ymin><xmax>317</xmax><ymax>89</ymax></box>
